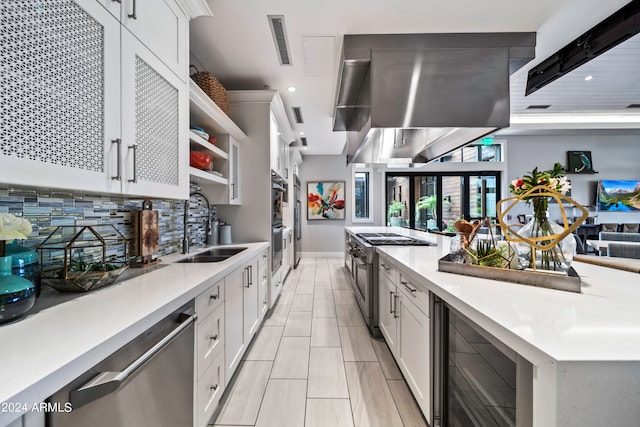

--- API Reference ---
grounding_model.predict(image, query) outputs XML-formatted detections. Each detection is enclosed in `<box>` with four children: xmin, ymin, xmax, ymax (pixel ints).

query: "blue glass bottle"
<box><xmin>6</xmin><ymin>240</ymin><xmax>41</xmax><ymax>297</ymax></box>
<box><xmin>0</xmin><ymin>255</ymin><xmax>36</xmax><ymax>324</ymax></box>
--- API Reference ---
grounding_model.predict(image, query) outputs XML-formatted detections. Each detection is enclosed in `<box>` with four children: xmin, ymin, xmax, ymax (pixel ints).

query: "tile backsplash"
<box><xmin>0</xmin><ymin>184</ymin><xmax>211</xmax><ymax>258</ymax></box>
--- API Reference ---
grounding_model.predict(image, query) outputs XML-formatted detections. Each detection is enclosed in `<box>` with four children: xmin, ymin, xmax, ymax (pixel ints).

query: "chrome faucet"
<box><xmin>183</xmin><ymin>191</ymin><xmax>211</xmax><ymax>254</ymax></box>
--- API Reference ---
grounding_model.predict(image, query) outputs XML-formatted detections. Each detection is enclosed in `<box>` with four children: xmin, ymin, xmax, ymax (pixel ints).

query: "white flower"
<box><xmin>557</xmin><ymin>176</ymin><xmax>571</xmax><ymax>194</ymax></box>
<box><xmin>0</xmin><ymin>213</ymin><xmax>32</xmax><ymax>241</ymax></box>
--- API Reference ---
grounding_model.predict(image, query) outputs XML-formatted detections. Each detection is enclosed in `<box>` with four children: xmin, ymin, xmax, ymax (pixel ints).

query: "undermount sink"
<box><xmin>177</xmin><ymin>247</ymin><xmax>247</xmax><ymax>263</ymax></box>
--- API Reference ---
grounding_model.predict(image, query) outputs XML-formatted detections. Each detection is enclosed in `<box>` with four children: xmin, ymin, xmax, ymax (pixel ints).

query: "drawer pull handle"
<box><xmin>211</xmin><ymin>384</ymin><xmax>218</xmax><ymax>391</ymax></box>
<box><xmin>209</xmin><ymin>334</ymin><xmax>218</xmax><ymax>341</ymax></box>
<box><xmin>401</xmin><ymin>281</ymin><xmax>417</xmax><ymax>293</ymax></box>
<box><xmin>381</xmin><ymin>263</ymin><xmax>390</xmax><ymax>271</ymax></box>
<box><xmin>393</xmin><ymin>294</ymin><xmax>399</xmax><ymax>318</ymax></box>
<box><xmin>210</xmin><ymin>294</ymin><xmax>219</xmax><ymax>300</ymax></box>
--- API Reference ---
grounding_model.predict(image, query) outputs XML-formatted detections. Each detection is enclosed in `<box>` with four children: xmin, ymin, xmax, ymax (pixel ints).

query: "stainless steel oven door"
<box><xmin>351</xmin><ymin>255</ymin><xmax>372</xmax><ymax>322</ymax></box>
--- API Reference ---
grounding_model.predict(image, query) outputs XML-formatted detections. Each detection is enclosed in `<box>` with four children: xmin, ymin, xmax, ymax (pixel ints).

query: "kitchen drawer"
<box><xmin>398</xmin><ymin>274</ymin><xmax>429</xmax><ymax>316</ymax></box>
<box><xmin>197</xmin><ymin>350</ymin><xmax>225</xmax><ymax>427</ymax></box>
<box><xmin>196</xmin><ymin>279</ymin><xmax>224</xmax><ymax>321</ymax></box>
<box><xmin>379</xmin><ymin>256</ymin><xmax>398</xmax><ymax>283</ymax></box>
<box><xmin>197</xmin><ymin>303</ymin><xmax>224</xmax><ymax>380</ymax></box>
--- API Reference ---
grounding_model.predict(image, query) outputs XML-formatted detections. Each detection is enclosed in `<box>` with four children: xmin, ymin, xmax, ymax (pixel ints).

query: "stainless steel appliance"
<box><xmin>47</xmin><ymin>302</ymin><xmax>196</xmax><ymax>427</ymax></box>
<box><xmin>347</xmin><ymin>232</ymin><xmax>435</xmax><ymax>336</ymax></box>
<box><xmin>272</xmin><ymin>170</ymin><xmax>285</xmax><ymax>227</ymax></box>
<box><xmin>272</xmin><ymin>226</ymin><xmax>283</xmax><ymax>271</ymax></box>
<box><xmin>293</xmin><ymin>175</ymin><xmax>301</xmax><ymax>268</ymax></box>
<box><xmin>431</xmin><ymin>297</ymin><xmax>533</xmax><ymax>427</ymax></box>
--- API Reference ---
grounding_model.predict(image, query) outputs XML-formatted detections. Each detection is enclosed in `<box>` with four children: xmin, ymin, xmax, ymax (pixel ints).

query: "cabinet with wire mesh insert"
<box><xmin>37</xmin><ymin>225</ymin><xmax>130</xmax><ymax>292</ymax></box>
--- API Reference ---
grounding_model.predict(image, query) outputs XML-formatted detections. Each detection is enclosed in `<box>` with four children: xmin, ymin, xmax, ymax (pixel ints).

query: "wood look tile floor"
<box><xmin>211</xmin><ymin>257</ymin><xmax>428</xmax><ymax>427</ymax></box>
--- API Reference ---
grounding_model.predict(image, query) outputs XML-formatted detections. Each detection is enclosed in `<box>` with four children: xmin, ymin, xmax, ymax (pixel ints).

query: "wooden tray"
<box><xmin>438</xmin><ymin>254</ymin><xmax>581</xmax><ymax>293</ymax></box>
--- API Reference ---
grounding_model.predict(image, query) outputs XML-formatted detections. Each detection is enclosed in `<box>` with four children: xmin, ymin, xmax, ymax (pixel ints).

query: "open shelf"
<box><xmin>189</xmin><ymin>131</ymin><xmax>228</xmax><ymax>160</ymax></box>
<box><xmin>189</xmin><ymin>80</ymin><xmax>247</xmax><ymax>142</ymax></box>
<box><xmin>189</xmin><ymin>167</ymin><xmax>228</xmax><ymax>185</ymax></box>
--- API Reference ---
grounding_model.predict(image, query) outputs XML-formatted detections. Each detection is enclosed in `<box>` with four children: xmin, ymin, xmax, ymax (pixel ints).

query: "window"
<box><xmin>437</xmin><ymin>143</ymin><xmax>503</xmax><ymax>163</ymax></box>
<box><xmin>385</xmin><ymin>172</ymin><xmax>501</xmax><ymax>231</ymax></box>
<box><xmin>353</xmin><ymin>170</ymin><xmax>371</xmax><ymax>221</ymax></box>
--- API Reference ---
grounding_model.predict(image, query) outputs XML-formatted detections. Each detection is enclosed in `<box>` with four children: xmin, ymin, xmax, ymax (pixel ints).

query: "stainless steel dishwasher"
<box><xmin>47</xmin><ymin>302</ymin><xmax>196</xmax><ymax>427</ymax></box>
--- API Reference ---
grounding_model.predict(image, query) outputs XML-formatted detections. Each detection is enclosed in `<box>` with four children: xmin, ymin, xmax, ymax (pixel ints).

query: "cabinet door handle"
<box><xmin>230</xmin><ymin>183</ymin><xmax>235</xmax><ymax>199</ymax></box>
<box><xmin>393</xmin><ymin>294</ymin><xmax>400</xmax><ymax>318</ymax></box>
<box><xmin>393</xmin><ymin>294</ymin><xmax>399</xmax><ymax>318</ymax></box>
<box><xmin>209</xmin><ymin>334</ymin><xmax>218</xmax><ymax>341</ymax></box>
<box><xmin>244</xmin><ymin>267</ymin><xmax>250</xmax><ymax>288</ymax></box>
<box><xmin>210</xmin><ymin>293</ymin><xmax>218</xmax><ymax>301</ymax></box>
<box><xmin>381</xmin><ymin>263</ymin><xmax>390</xmax><ymax>271</ymax></box>
<box><xmin>128</xmin><ymin>145</ymin><xmax>137</xmax><ymax>183</ymax></box>
<box><xmin>389</xmin><ymin>291</ymin><xmax>395</xmax><ymax>314</ymax></box>
<box><xmin>210</xmin><ymin>384</ymin><xmax>218</xmax><ymax>391</ymax></box>
<box><xmin>111</xmin><ymin>139</ymin><xmax>121</xmax><ymax>181</ymax></box>
<box><xmin>128</xmin><ymin>0</ymin><xmax>137</xmax><ymax>19</ymax></box>
<box><xmin>248</xmin><ymin>265</ymin><xmax>253</xmax><ymax>286</ymax></box>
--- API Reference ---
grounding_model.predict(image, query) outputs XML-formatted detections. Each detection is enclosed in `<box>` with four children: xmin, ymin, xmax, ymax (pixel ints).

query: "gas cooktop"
<box><xmin>355</xmin><ymin>232</ymin><xmax>435</xmax><ymax>246</ymax></box>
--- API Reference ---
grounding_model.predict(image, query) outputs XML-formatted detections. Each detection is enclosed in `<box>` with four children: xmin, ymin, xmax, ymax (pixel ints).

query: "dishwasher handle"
<box><xmin>70</xmin><ymin>309</ymin><xmax>196</xmax><ymax>408</ymax></box>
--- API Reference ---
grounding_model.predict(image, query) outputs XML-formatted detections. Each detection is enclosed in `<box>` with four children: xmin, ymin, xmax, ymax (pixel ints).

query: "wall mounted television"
<box><xmin>597</xmin><ymin>180</ymin><xmax>640</xmax><ymax>211</ymax></box>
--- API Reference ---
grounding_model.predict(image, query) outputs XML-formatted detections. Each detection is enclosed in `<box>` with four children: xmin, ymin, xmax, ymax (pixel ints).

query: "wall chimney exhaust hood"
<box><xmin>333</xmin><ymin>33</ymin><xmax>536</xmax><ymax>164</ymax></box>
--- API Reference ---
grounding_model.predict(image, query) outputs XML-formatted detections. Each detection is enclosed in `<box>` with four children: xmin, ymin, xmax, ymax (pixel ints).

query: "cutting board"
<box><xmin>135</xmin><ymin>201</ymin><xmax>159</xmax><ymax>262</ymax></box>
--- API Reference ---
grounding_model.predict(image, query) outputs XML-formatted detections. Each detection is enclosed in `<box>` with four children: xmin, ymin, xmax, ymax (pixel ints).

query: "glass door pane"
<box><xmin>414</xmin><ymin>176</ymin><xmax>438</xmax><ymax>231</ymax></box>
<box><xmin>469</xmin><ymin>176</ymin><xmax>497</xmax><ymax>221</ymax></box>
<box><xmin>386</xmin><ymin>176</ymin><xmax>410</xmax><ymax>227</ymax></box>
<box><xmin>442</xmin><ymin>176</ymin><xmax>463</xmax><ymax>232</ymax></box>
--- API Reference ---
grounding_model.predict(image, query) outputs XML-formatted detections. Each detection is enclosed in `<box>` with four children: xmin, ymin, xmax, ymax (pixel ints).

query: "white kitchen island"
<box><xmin>346</xmin><ymin>226</ymin><xmax>640</xmax><ymax>427</ymax></box>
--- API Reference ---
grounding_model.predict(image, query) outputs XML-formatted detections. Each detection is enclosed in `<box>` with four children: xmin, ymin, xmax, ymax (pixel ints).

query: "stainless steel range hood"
<box><xmin>333</xmin><ymin>33</ymin><xmax>536</xmax><ymax>164</ymax></box>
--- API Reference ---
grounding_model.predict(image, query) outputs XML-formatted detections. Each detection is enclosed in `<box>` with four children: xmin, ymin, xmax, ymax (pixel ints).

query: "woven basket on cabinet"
<box><xmin>189</xmin><ymin>65</ymin><xmax>230</xmax><ymax>115</ymax></box>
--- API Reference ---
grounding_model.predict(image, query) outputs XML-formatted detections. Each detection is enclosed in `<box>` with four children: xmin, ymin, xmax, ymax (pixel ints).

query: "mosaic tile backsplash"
<box><xmin>0</xmin><ymin>184</ymin><xmax>211</xmax><ymax>258</ymax></box>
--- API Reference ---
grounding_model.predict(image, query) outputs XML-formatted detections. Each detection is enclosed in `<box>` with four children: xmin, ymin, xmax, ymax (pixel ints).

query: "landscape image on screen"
<box><xmin>597</xmin><ymin>180</ymin><xmax>640</xmax><ymax>211</ymax></box>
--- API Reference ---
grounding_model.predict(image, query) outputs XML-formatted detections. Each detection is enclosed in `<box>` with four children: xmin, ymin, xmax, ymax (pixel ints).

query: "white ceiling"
<box><xmin>189</xmin><ymin>0</ymin><xmax>640</xmax><ymax>155</ymax></box>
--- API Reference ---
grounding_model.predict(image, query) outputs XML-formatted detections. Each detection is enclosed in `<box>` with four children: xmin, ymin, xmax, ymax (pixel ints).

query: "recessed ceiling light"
<box><xmin>287</xmin><ymin>86</ymin><xmax>297</xmax><ymax>92</ymax></box>
<box><xmin>299</xmin><ymin>132</ymin><xmax>305</xmax><ymax>135</ymax></box>
<box><xmin>585</xmin><ymin>75</ymin><xmax>593</xmax><ymax>81</ymax></box>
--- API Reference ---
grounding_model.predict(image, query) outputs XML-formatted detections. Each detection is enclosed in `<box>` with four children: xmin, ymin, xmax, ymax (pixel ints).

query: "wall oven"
<box><xmin>272</xmin><ymin>226</ymin><xmax>283</xmax><ymax>271</ymax></box>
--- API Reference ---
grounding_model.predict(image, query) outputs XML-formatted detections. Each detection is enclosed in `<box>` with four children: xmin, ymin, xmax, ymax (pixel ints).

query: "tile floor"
<box><xmin>211</xmin><ymin>257</ymin><xmax>428</xmax><ymax>427</ymax></box>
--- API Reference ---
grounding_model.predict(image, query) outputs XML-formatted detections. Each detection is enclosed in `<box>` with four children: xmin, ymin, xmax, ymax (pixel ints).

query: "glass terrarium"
<box><xmin>37</xmin><ymin>225</ymin><xmax>130</xmax><ymax>292</ymax></box>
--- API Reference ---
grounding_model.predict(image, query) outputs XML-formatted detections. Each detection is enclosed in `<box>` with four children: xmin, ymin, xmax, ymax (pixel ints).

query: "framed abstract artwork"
<box><xmin>307</xmin><ymin>181</ymin><xmax>345</xmax><ymax>220</ymax></box>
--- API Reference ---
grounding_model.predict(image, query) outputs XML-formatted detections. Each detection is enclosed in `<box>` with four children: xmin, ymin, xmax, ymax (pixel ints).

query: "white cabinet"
<box><xmin>0</xmin><ymin>0</ymin><xmax>121</xmax><ymax>194</ymax></box>
<box><xmin>259</xmin><ymin>250</ymin><xmax>269</xmax><ymax>319</ymax></box>
<box><xmin>119</xmin><ymin>0</ymin><xmax>188</xmax><ymax>80</ymax></box>
<box><xmin>224</xmin><ymin>253</ymin><xmax>262</xmax><ymax>383</ymax></box>
<box><xmin>282</xmin><ymin>230</ymin><xmax>292</xmax><ymax>279</ymax></box>
<box><xmin>0</xmin><ymin>0</ymin><xmax>189</xmax><ymax>199</ymax></box>
<box><xmin>195</xmin><ymin>278</ymin><xmax>225</xmax><ymax>427</ymax></box>
<box><xmin>120</xmin><ymin>29</ymin><xmax>188</xmax><ymax>199</ymax></box>
<box><xmin>189</xmin><ymin>81</ymin><xmax>246</xmax><ymax>204</ymax></box>
<box><xmin>377</xmin><ymin>255</ymin><xmax>431</xmax><ymax>421</ymax></box>
<box><xmin>243</xmin><ymin>258</ymin><xmax>260</xmax><ymax>341</ymax></box>
<box><xmin>397</xmin><ymin>276</ymin><xmax>430</xmax><ymax>418</ymax></box>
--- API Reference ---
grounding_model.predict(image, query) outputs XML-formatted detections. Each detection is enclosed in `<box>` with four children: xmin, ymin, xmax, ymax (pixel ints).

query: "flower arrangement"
<box><xmin>0</xmin><ymin>213</ymin><xmax>32</xmax><ymax>256</ymax></box>
<box><xmin>509</xmin><ymin>163</ymin><xmax>575</xmax><ymax>271</ymax></box>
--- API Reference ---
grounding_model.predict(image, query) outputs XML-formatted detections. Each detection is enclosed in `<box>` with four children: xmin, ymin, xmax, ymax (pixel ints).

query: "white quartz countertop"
<box><xmin>346</xmin><ymin>226</ymin><xmax>640</xmax><ymax>364</ymax></box>
<box><xmin>0</xmin><ymin>242</ymin><xmax>269</xmax><ymax>426</ymax></box>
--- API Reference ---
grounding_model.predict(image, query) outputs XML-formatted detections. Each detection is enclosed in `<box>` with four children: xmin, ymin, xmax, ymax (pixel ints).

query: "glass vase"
<box><xmin>516</xmin><ymin>198</ymin><xmax>576</xmax><ymax>272</ymax></box>
<box><xmin>0</xmin><ymin>255</ymin><xmax>37</xmax><ymax>324</ymax></box>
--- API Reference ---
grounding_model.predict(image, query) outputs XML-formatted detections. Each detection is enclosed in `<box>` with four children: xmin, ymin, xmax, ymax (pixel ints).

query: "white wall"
<box><xmin>504</xmin><ymin>134</ymin><xmax>640</xmax><ymax>225</ymax></box>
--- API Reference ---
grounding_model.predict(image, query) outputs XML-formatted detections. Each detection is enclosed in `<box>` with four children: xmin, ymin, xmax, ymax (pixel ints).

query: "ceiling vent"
<box><xmin>292</xmin><ymin>107</ymin><xmax>304</xmax><ymax>124</ymax></box>
<box><xmin>626</xmin><ymin>104</ymin><xmax>640</xmax><ymax>109</ymax></box>
<box><xmin>526</xmin><ymin>0</ymin><xmax>640</xmax><ymax>95</ymax></box>
<box><xmin>268</xmin><ymin>15</ymin><xmax>292</xmax><ymax>65</ymax></box>
<box><xmin>301</xmin><ymin>137</ymin><xmax>308</xmax><ymax>146</ymax></box>
<box><xmin>526</xmin><ymin>105</ymin><xmax>551</xmax><ymax>109</ymax></box>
